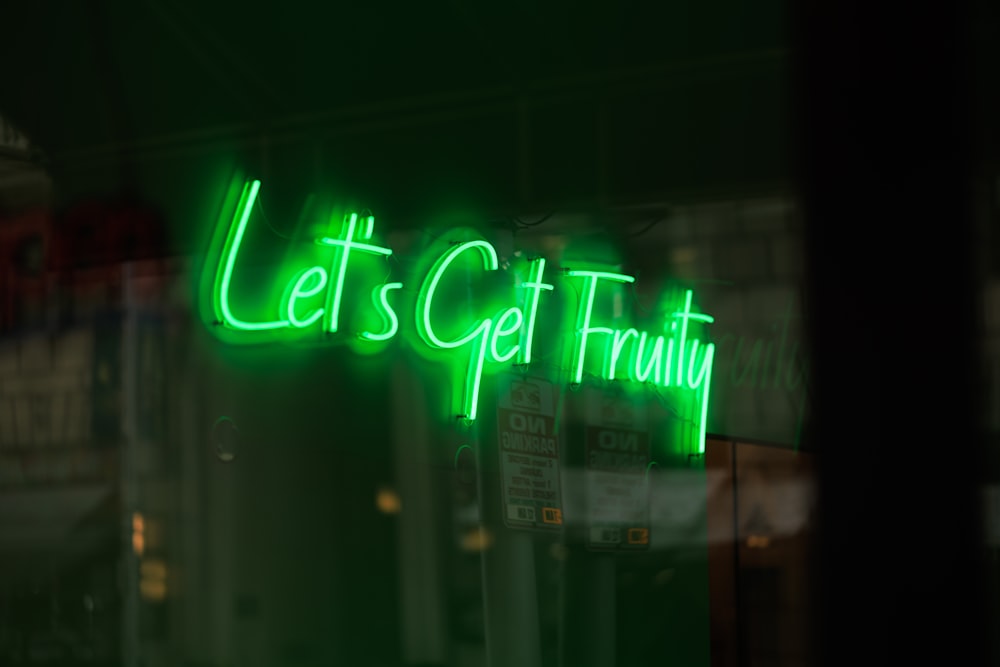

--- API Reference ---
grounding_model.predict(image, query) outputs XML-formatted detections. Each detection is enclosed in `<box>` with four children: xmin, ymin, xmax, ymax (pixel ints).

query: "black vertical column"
<box><xmin>793</xmin><ymin>2</ymin><xmax>988</xmax><ymax>666</ymax></box>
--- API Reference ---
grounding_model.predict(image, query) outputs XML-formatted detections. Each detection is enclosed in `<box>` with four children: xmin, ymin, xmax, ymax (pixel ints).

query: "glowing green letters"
<box><xmin>317</xmin><ymin>212</ymin><xmax>393</xmax><ymax>333</ymax></box>
<box><xmin>213</xmin><ymin>180</ymin><xmax>291</xmax><ymax>331</ymax></box>
<box><xmin>565</xmin><ymin>269</ymin><xmax>636</xmax><ymax>385</ymax></box>
<box><xmin>283</xmin><ymin>267</ymin><xmax>328</xmax><ymax>328</ymax></box>
<box><xmin>211</xmin><ymin>179</ymin><xmax>396</xmax><ymax>338</ymax></box>
<box><xmin>564</xmin><ymin>271</ymin><xmax>716</xmax><ymax>453</ymax></box>
<box><xmin>414</xmin><ymin>242</ymin><xmax>551</xmax><ymax>420</ymax></box>
<box><xmin>204</xmin><ymin>180</ymin><xmax>715</xmax><ymax>451</ymax></box>
<box><xmin>361</xmin><ymin>282</ymin><xmax>404</xmax><ymax>341</ymax></box>
<box><xmin>516</xmin><ymin>258</ymin><xmax>554</xmax><ymax>366</ymax></box>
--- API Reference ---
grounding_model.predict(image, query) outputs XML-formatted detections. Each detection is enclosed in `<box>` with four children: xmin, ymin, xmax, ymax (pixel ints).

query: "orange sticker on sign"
<box><xmin>627</xmin><ymin>528</ymin><xmax>649</xmax><ymax>544</ymax></box>
<box><xmin>542</xmin><ymin>507</ymin><xmax>563</xmax><ymax>524</ymax></box>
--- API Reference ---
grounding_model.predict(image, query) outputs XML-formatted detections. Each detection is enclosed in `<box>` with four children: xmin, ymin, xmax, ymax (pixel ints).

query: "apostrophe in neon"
<box><xmin>316</xmin><ymin>213</ymin><xmax>393</xmax><ymax>334</ymax></box>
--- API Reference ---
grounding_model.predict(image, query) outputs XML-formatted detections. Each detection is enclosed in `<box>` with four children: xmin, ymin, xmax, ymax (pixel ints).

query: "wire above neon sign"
<box><xmin>201</xmin><ymin>179</ymin><xmax>716</xmax><ymax>452</ymax></box>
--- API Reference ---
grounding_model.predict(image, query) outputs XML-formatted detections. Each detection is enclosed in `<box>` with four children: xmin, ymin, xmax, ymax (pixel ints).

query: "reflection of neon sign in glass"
<box><xmin>204</xmin><ymin>180</ymin><xmax>715</xmax><ymax>452</ymax></box>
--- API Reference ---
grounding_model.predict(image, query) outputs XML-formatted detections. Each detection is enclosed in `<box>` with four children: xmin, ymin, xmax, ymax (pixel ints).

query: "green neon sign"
<box><xmin>202</xmin><ymin>180</ymin><xmax>716</xmax><ymax>452</ymax></box>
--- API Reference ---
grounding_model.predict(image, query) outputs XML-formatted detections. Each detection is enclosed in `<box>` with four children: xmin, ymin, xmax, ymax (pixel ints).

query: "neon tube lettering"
<box><xmin>607</xmin><ymin>328</ymin><xmax>638</xmax><ymax>381</ymax></box>
<box><xmin>565</xmin><ymin>270</ymin><xmax>636</xmax><ymax>384</ymax></box>
<box><xmin>632</xmin><ymin>332</ymin><xmax>665</xmax><ymax>384</ymax></box>
<box><xmin>282</xmin><ymin>266</ymin><xmax>328</xmax><ymax>328</ymax></box>
<box><xmin>673</xmin><ymin>290</ymin><xmax>713</xmax><ymax>386</ymax></box>
<box><xmin>662</xmin><ymin>323</ymin><xmax>677</xmax><ymax>387</ymax></box>
<box><xmin>316</xmin><ymin>213</ymin><xmax>393</xmax><ymax>333</ymax></box>
<box><xmin>204</xmin><ymin>181</ymin><xmax>718</xmax><ymax>448</ymax></box>
<box><xmin>686</xmin><ymin>337</ymin><xmax>715</xmax><ymax>454</ymax></box>
<box><xmin>562</xmin><ymin>281</ymin><xmax>716</xmax><ymax>453</ymax></box>
<box><xmin>516</xmin><ymin>258</ymin><xmax>553</xmax><ymax>365</ymax></box>
<box><xmin>490</xmin><ymin>307</ymin><xmax>523</xmax><ymax>362</ymax></box>
<box><xmin>415</xmin><ymin>240</ymin><xmax>501</xmax><ymax>421</ymax></box>
<box><xmin>669</xmin><ymin>290</ymin><xmax>715</xmax><ymax>451</ymax></box>
<box><xmin>213</xmin><ymin>180</ymin><xmax>291</xmax><ymax>331</ymax></box>
<box><xmin>360</xmin><ymin>282</ymin><xmax>403</xmax><ymax>341</ymax></box>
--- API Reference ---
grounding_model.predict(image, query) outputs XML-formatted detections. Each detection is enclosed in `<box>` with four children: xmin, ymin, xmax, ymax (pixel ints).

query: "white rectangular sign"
<box><xmin>496</xmin><ymin>375</ymin><xmax>563</xmax><ymax>530</ymax></box>
<box><xmin>584</xmin><ymin>388</ymin><xmax>651</xmax><ymax>550</ymax></box>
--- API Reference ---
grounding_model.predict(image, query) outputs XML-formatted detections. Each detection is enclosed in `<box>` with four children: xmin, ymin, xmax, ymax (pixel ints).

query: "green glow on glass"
<box><xmin>415</xmin><ymin>240</ymin><xmax>500</xmax><ymax>420</ymax></box>
<box><xmin>516</xmin><ymin>258</ymin><xmax>553</xmax><ymax>365</ymax></box>
<box><xmin>565</xmin><ymin>270</ymin><xmax>635</xmax><ymax>384</ymax></box>
<box><xmin>213</xmin><ymin>180</ymin><xmax>291</xmax><ymax>331</ymax></box>
<box><xmin>632</xmin><ymin>332</ymin><xmax>665</xmax><ymax>384</ymax></box>
<box><xmin>362</xmin><ymin>215</ymin><xmax>375</xmax><ymax>241</ymax></box>
<box><xmin>661</xmin><ymin>322</ymin><xmax>677</xmax><ymax>387</ymax></box>
<box><xmin>490</xmin><ymin>307</ymin><xmax>523</xmax><ymax>363</ymax></box>
<box><xmin>283</xmin><ymin>266</ymin><xmax>328</xmax><ymax>328</ymax></box>
<box><xmin>607</xmin><ymin>328</ymin><xmax>638</xmax><ymax>380</ymax></box>
<box><xmin>317</xmin><ymin>213</ymin><xmax>394</xmax><ymax>334</ymax></box>
<box><xmin>360</xmin><ymin>282</ymin><xmax>403</xmax><ymax>341</ymax></box>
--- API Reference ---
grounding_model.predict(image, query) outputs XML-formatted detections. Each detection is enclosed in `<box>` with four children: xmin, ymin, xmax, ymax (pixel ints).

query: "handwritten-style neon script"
<box><xmin>206</xmin><ymin>180</ymin><xmax>716</xmax><ymax>451</ymax></box>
